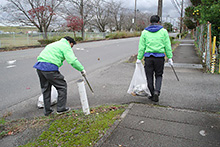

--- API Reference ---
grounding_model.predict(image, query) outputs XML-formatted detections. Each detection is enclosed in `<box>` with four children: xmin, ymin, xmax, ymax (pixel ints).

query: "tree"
<box><xmin>64</xmin><ymin>0</ymin><xmax>94</xmax><ymax>40</ymax></box>
<box><xmin>190</xmin><ymin>0</ymin><xmax>201</xmax><ymax>6</ymax></box>
<box><xmin>163</xmin><ymin>22</ymin><xmax>173</xmax><ymax>32</ymax></box>
<box><xmin>5</xmin><ymin>0</ymin><xmax>63</xmax><ymax>39</ymax></box>
<box><xmin>122</xmin><ymin>11</ymin><xmax>134</xmax><ymax>31</ymax></box>
<box><xmin>183</xmin><ymin>18</ymin><xmax>196</xmax><ymax>29</ymax></box>
<box><xmin>91</xmin><ymin>0</ymin><xmax>110</xmax><ymax>32</ymax></box>
<box><xmin>135</xmin><ymin>11</ymin><xmax>151</xmax><ymax>31</ymax></box>
<box><xmin>66</xmin><ymin>16</ymin><xmax>83</xmax><ymax>38</ymax></box>
<box><xmin>199</xmin><ymin>0</ymin><xmax>220</xmax><ymax>43</ymax></box>
<box><xmin>108</xmin><ymin>0</ymin><xmax>125</xmax><ymax>31</ymax></box>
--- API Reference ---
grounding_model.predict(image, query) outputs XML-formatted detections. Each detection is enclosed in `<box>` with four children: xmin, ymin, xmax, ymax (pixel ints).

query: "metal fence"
<box><xmin>195</xmin><ymin>22</ymin><xmax>219</xmax><ymax>73</ymax></box>
<box><xmin>0</xmin><ymin>32</ymin><xmax>108</xmax><ymax>48</ymax></box>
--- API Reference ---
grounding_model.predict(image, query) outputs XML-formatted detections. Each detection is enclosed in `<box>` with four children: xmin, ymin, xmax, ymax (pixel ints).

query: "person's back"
<box><xmin>137</xmin><ymin>15</ymin><xmax>173</xmax><ymax>102</ymax></box>
<box><xmin>138</xmin><ymin>23</ymin><xmax>172</xmax><ymax>60</ymax></box>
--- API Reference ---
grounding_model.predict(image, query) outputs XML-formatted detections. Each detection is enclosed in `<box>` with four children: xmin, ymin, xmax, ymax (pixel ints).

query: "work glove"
<box><xmin>168</xmin><ymin>58</ymin><xmax>173</xmax><ymax>66</ymax></box>
<box><xmin>136</xmin><ymin>59</ymin><xmax>142</xmax><ymax>64</ymax></box>
<box><xmin>81</xmin><ymin>69</ymin><xmax>86</xmax><ymax>76</ymax></box>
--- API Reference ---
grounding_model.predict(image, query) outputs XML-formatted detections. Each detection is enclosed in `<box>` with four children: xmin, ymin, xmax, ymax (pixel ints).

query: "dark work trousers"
<box><xmin>144</xmin><ymin>56</ymin><xmax>165</xmax><ymax>97</ymax></box>
<box><xmin>36</xmin><ymin>69</ymin><xmax>67</xmax><ymax>115</ymax></box>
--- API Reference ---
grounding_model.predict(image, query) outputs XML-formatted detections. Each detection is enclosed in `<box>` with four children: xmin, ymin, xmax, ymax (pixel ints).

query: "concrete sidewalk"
<box><xmin>95</xmin><ymin>35</ymin><xmax>220</xmax><ymax>147</ymax></box>
<box><xmin>99</xmin><ymin>103</ymin><xmax>220</xmax><ymax>147</ymax></box>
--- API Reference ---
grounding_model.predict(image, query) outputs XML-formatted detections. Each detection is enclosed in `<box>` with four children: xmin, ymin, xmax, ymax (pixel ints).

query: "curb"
<box><xmin>93</xmin><ymin>103</ymin><xmax>134</xmax><ymax>147</ymax></box>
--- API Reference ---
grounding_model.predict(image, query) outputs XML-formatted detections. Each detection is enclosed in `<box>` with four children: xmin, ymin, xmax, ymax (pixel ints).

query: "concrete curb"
<box><xmin>94</xmin><ymin>103</ymin><xmax>134</xmax><ymax>147</ymax></box>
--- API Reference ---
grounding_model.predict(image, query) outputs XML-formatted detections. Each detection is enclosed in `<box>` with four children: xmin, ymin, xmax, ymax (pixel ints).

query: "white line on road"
<box><xmin>7</xmin><ymin>60</ymin><xmax>16</xmax><ymax>64</ymax></box>
<box><xmin>6</xmin><ymin>65</ymin><xmax>16</xmax><ymax>68</ymax></box>
<box><xmin>6</xmin><ymin>60</ymin><xmax>17</xmax><ymax>68</ymax></box>
<box><xmin>75</xmin><ymin>48</ymin><xmax>85</xmax><ymax>51</ymax></box>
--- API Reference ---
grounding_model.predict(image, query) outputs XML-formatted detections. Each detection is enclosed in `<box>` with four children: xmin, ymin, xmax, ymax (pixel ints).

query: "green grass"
<box><xmin>0</xmin><ymin>105</ymin><xmax>126</xmax><ymax>146</ymax></box>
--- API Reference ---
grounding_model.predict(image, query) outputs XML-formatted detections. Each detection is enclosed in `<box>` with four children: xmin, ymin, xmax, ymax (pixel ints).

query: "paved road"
<box><xmin>0</xmin><ymin>38</ymin><xmax>139</xmax><ymax>112</ymax></box>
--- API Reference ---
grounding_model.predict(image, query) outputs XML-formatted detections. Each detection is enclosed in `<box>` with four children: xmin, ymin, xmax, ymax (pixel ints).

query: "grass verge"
<box><xmin>0</xmin><ymin>105</ymin><xmax>126</xmax><ymax>147</ymax></box>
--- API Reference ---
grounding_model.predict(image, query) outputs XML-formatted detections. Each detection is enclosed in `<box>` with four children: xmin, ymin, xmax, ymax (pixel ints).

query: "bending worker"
<box><xmin>136</xmin><ymin>15</ymin><xmax>173</xmax><ymax>102</ymax></box>
<box><xmin>34</xmin><ymin>36</ymin><xmax>86</xmax><ymax>116</ymax></box>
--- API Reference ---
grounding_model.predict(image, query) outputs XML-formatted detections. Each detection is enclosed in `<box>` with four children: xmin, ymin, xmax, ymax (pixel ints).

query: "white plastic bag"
<box><xmin>37</xmin><ymin>86</ymin><xmax>58</xmax><ymax>109</ymax></box>
<box><xmin>127</xmin><ymin>63</ymin><xmax>150</xmax><ymax>97</ymax></box>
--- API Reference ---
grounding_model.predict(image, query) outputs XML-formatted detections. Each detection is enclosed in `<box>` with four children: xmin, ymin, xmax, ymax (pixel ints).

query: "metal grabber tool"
<box><xmin>171</xmin><ymin>65</ymin><xmax>179</xmax><ymax>81</ymax></box>
<box><xmin>82</xmin><ymin>75</ymin><xmax>94</xmax><ymax>94</ymax></box>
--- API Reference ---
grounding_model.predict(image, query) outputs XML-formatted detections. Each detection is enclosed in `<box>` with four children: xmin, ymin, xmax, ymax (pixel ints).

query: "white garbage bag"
<box><xmin>37</xmin><ymin>86</ymin><xmax>58</xmax><ymax>109</ymax></box>
<box><xmin>127</xmin><ymin>63</ymin><xmax>150</xmax><ymax>97</ymax></box>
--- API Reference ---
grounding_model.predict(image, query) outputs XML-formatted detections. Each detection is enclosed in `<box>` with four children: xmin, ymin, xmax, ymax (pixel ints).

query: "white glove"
<box><xmin>81</xmin><ymin>69</ymin><xmax>86</xmax><ymax>76</ymax></box>
<box><xmin>168</xmin><ymin>58</ymin><xmax>173</xmax><ymax>66</ymax></box>
<box><xmin>136</xmin><ymin>59</ymin><xmax>142</xmax><ymax>64</ymax></box>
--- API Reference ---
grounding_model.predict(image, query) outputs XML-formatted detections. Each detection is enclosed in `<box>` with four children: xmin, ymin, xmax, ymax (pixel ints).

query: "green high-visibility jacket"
<box><xmin>37</xmin><ymin>38</ymin><xmax>84</xmax><ymax>71</ymax></box>
<box><xmin>137</xmin><ymin>28</ymin><xmax>173</xmax><ymax>60</ymax></box>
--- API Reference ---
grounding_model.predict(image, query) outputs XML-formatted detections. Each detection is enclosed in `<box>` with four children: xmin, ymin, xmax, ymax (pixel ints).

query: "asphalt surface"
<box><xmin>1</xmin><ymin>35</ymin><xmax>220</xmax><ymax>146</ymax></box>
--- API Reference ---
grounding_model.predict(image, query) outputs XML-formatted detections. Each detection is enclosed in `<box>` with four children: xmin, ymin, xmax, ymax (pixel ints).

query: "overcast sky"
<box><xmin>0</xmin><ymin>0</ymin><xmax>191</xmax><ymax>27</ymax></box>
<box><xmin>119</xmin><ymin>0</ymin><xmax>191</xmax><ymax>20</ymax></box>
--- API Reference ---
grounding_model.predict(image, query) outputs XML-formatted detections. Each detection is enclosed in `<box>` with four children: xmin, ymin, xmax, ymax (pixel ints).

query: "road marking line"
<box><xmin>7</xmin><ymin>60</ymin><xmax>16</xmax><ymax>64</ymax></box>
<box><xmin>75</xmin><ymin>48</ymin><xmax>85</xmax><ymax>51</ymax></box>
<box><xmin>6</xmin><ymin>65</ymin><xmax>16</xmax><ymax>68</ymax></box>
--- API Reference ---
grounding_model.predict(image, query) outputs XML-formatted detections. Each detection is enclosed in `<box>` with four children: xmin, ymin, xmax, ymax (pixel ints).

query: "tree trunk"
<box><xmin>73</xmin><ymin>31</ymin><xmax>76</xmax><ymax>39</ymax></box>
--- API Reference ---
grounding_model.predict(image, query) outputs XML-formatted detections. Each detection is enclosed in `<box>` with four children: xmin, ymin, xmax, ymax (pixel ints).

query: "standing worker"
<box><xmin>34</xmin><ymin>36</ymin><xmax>86</xmax><ymax>116</ymax></box>
<box><xmin>136</xmin><ymin>15</ymin><xmax>173</xmax><ymax>102</ymax></box>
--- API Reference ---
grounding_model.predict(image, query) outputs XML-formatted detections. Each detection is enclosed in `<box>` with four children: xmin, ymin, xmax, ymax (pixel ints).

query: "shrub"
<box><xmin>74</xmin><ymin>37</ymin><xmax>83</xmax><ymax>42</ymax></box>
<box><xmin>38</xmin><ymin>36</ymin><xmax>83</xmax><ymax>45</ymax></box>
<box><xmin>169</xmin><ymin>36</ymin><xmax>175</xmax><ymax>44</ymax></box>
<box><xmin>38</xmin><ymin>37</ymin><xmax>62</xmax><ymax>45</ymax></box>
<box><xmin>105</xmin><ymin>31</ymin><xmax>141</xmax><ymax>39</ymax></box>
<box><xmin>176</xmin><ymin>32</ymin><xmax>188</xmax><ymax>39</ymax></box>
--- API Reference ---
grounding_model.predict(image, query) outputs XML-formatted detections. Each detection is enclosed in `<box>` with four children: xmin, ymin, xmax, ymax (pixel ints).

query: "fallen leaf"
<box><xmin>8</xmin><ymin>131</ymin><xmax>13</xmax><ymax>135</ymax></box>
<box><xmin>90</xmin><ymin>110</ymin><xmax>95</xmax><ymax>114</ymax></box>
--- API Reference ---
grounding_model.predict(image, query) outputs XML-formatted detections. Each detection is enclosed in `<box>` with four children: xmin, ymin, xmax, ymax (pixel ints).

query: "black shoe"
<box><xmin>45</xmin><ymin>109</ymin><xmax>54</xmax><ymax>116</ymax></box>
<box><xmin>148</xmin><ymin>96</ymin><xmax>153</xmax><ymax>100</ymax></box>
<box><xmin>57</xmin><ymin>108</ymin><xmax>71</xmax><ymax>115</ymax></box>
<box><xmin>152</xmin><ymin>93</ymin><xmax>159</xmax><ymax>102</ymax></box>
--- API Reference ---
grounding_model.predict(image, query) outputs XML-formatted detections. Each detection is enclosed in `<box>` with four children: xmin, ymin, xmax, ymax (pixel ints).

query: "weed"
<box><xmin>13</xmin><ymin>105</ymin><xmax>127</xmax><ymax>147</ymax></box>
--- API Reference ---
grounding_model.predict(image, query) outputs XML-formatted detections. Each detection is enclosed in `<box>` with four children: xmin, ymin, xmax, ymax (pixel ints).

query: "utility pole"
<box><xmin>80</xmin><ymin>0</ymin><xmax>84</xmax><ymax>40</ymax></box>
<box><xmin>134</xmin><ymin>0</ymin><xmax>137</xmax><ymax>30</ymax></box>
<box><xmin>157</xmin><ymin>0</ymin><xmax>163</xmax><ymax>23</ymax></box>
<box><xmin>180</xmin><ymin>0</ymin><xmax>184</xmax><ymax>33</ymax></box>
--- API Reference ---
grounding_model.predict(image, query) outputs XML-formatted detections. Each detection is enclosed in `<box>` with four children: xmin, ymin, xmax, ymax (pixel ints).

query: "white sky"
<box><xmin>0</xmin><ymin>0</ymin><xmax>191</xmax><ymax>27</ymax></box>
<box><xmin>120</xmin><ymin>0</ymin><xmax>190</xmax><ymax>19</ymax></box>
<box><xmin>117</xmin><ymin>0</ymin><xmax>191</xmax><ymax>27</ymax></box>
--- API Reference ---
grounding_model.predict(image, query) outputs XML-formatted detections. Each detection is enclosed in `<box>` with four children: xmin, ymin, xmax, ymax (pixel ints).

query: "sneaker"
<box><xmin>152</xmin><ymin>93</ymin><xmax>159</xmax><ymax>102</ymax></box>
<box><xmin>148</xmin><ymin>96</ymin><xmax>153</xmax><ymax>100</ymax></box>
<box><xmin>45</xmin><ymin>109</ymin><xmax>54</xmax><ymax>116</ymax></box>
<box><xmin>57</xmin><ymin>108</ymin><xmax>71</xmax><ymax>115</ymax></box>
